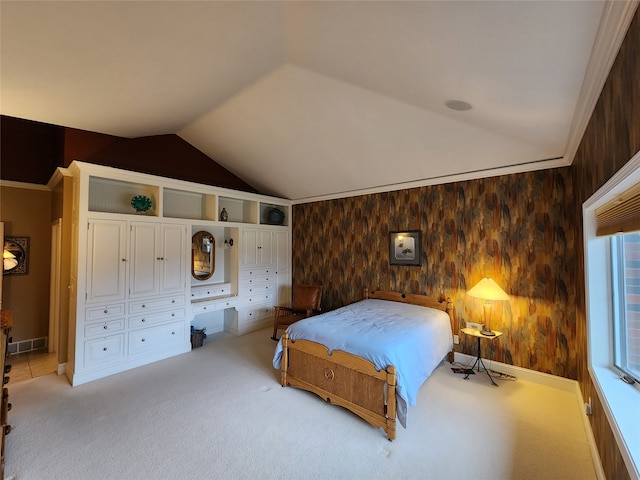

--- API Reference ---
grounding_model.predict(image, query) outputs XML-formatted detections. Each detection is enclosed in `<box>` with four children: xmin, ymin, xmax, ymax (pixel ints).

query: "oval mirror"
<box><xmin>3</xmin><ymin>239</ymin><xmax>25</xmax><ymax>274</ymax></box>
<box><xmin>192</xmin><ymin>231</ymin><xmax>215</xmax><ymax>281</ymax></box>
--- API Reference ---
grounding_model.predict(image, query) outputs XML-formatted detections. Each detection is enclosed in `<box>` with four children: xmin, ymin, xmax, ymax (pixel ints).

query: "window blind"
<box><xmin>596</xmin><ymin>182</ymin><xmax>640</xmax><ymax>236</ymax></box>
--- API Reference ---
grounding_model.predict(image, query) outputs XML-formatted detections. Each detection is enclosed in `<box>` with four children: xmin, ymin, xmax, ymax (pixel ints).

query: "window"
<box><xmin>611</xmin><ymin>233</ymin><xmax>640</xmax><ymax>383</ymax></box>
<box><xmin>584</xmin><ymin>150</ymin><xmax>640</xmax><ymax>479</ymax></box>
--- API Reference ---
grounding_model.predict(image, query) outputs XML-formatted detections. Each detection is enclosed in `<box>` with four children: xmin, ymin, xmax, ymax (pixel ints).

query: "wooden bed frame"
<box><xmin>280</xmin><ymin>288</ymin><xmax>455</xmax><ymax>440</ymax></box>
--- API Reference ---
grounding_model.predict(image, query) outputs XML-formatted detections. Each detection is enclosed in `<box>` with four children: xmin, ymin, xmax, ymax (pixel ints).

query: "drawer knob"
<box><xmin>171</xmin><ymin>331</ymin><xmax>175</xmax><ymax>335</ymax></box>
<box><xmin>103</xmin><ymin>347</ymin><xmax>107</xmax><ymax>351</ymax></box>
<box><xmin>141</xmin><ymin>319</ymin><xmax>146</xmax><ymax>323</ymax></box>
<box><xmin>172</xmin><ymin>300</ymin><xmax>175</xmax><ymax>303</ymax></box>
<box><xmin>103</xmin><ymin>325</ymin><xmax>108</xmax><ymax>330</ymax></box>
<box><xmin>141</xmin><ymin>338</ymin><xmax>145</xmax><ymax>342</ymax></box>
<box><xmin>142</xmin><ymin>305</ymin><xmax>146</xmax><ymax>308</ymax></box>
<box><xmin>171</xmin><ymin>313</ymin><xmax>175</xmax><ymax>317</ymax></box>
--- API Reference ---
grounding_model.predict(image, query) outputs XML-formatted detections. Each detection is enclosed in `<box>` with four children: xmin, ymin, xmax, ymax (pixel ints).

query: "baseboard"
<box><xmin>57</xmin><ymin>362</ymin><xmax>66</xmax><ymax>376</ymax></box>
<box><xmin>454</xmin><ymin>352</ymin><xmax>577</xmax><ymax>392</ymax></box>
<box><xmin>575</xmin><ymin>384</ymin><xmax>607</xmax><ymax>480</ymax></box>
<box><xmin>454</xmin><ymin>352</ymin><xmax>605</xmax><ymax>478</ymax></box>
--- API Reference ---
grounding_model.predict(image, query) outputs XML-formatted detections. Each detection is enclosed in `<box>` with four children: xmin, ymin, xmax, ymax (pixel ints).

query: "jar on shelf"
<box><xmin>220</xmin><ymin>208</ymin><xmax>228</xmax><ymax>222</ymax></box>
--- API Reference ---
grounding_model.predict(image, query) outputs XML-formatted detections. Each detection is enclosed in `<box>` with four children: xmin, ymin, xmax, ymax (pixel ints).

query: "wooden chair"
<box><xmin>271</xmin><ymin>284</ymin><xmax>322</xmax><ymax>340</ymax></box>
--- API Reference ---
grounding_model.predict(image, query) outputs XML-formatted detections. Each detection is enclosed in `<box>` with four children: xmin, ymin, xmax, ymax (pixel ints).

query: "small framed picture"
<box><xmin>389</xmin><ymin>230</ymin><xmax>422</xmax><ymax>266</ymax></box>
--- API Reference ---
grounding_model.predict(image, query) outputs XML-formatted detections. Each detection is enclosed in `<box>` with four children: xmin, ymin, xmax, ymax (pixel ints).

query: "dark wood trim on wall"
<box><xmin>1</xmin><ymin>115</ymin><xmax>259</xmax><ymax>194</ymax></box>
<box><xmin>572</xmin><ymin>8</ymin><xmax>640</xmax><ymax>480</ymax></box>
<box><xmin>0</xmin><ymin>116</ymin><xmax>64</xmax><ymax>184</ymax></box>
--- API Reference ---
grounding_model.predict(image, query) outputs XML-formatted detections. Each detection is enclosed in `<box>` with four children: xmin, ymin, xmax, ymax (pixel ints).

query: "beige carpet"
<box><xmin>4</xmin><ymin>328</ymin><xmax>597</xmax><ymax>480</ymax></box>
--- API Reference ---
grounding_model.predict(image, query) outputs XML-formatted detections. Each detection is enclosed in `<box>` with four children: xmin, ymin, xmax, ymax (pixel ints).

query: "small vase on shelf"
<box><xmin>220</xmin><ymin>208</ymin><xmax>228</xmax><ymax>222</ymax></box>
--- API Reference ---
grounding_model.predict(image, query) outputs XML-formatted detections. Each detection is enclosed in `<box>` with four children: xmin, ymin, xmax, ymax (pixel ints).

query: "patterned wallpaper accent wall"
<box><xmin>292</xmin><ymin>167</ymin><xmax>577</xmax><ymax>378</ymax></box>
<box><xmin>571</xmin><ymin>7</ymin><xmax>640</xmax><ymax>480</ymax></box>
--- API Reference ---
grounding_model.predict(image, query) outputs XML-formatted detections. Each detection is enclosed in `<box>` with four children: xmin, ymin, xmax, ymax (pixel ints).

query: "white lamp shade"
<box><xmin>467</xmin><ymin>277</ymin><xmax>509</xmax><ymax>301</ymax></box>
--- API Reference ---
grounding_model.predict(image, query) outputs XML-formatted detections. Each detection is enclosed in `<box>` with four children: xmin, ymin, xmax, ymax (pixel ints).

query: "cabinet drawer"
<box><xmin>128</xmin><ymin>321</ymin><xmax>184</xmax><ymax>355</ymax></box>
<box><xmin>216</xmin><ymin>298</ymin><xmax>238</xmax><ymax>310</ymax></box>
<box><xmin>240</xmin><ymin>305</ymin><xmax>274</xmax><ymax>324</ymax></box>
<box><xmin>84</xmin><ymin>318</ymin><xmax>125</xmax><ymax>337</ymax></box>
<box><xmin>129</xmin><ymin>309</ymin><xmax>185</xmax><ymax>329</ymax></box>
<box><xmin>243</xmin><ymin>292</ymin><xmax>273</xmax><ymax>306</ymax></box>
<box><xmin>85</xmin><ymin>304</ymin><xmax>125</xmax><ymax>321</ymax></box>
<box><xmin>240</xmin><ymin>276</ymin><xmax>274</xmax><ymax>289</ymax></box>
<box><xmin>84</xmin><ymin>334</ymin><xmax>124</xmax><ymax>368</ymax></box>
<box><xmin>190</xmin><ymin>283</ymin><xmax>231</xmax><ymax>300</ymax></box>
<box><xmin>129</xmin><ymin>295</ymin><xmax>185</xmax><ymax>314</ymax></box>
<box><xmin>241</xmin><ymin>283</ymin><xmax>273</xmax><ymax>297</ymax></box>
<box><xmin>192</xmin><ymin>297</ymin><xmax>238</xmax><ymax>314</ymax></box>
<box><xmin>241</xmin><ymin>267</ymin><xmax>274</xmax><ymax>278</ymax></box>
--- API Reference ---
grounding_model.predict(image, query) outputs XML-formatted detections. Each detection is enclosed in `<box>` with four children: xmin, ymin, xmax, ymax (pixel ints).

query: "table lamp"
<box><xmin>467</xmin><ymin>277</ymin><xmax>509</xmax><ymax>336</ymax></box>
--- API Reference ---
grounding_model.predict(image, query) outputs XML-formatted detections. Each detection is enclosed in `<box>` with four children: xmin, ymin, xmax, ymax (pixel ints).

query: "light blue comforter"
<box><xmin>272</xmin><ymin>299</ymin><xmax>453</xmax><ymax>428</ymax></box>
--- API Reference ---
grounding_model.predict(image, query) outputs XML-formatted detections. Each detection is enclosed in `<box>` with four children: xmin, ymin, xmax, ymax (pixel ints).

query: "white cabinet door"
<box><xmin>130</xmin><ymin>222</ymin><xmax>187</xmax><ymax>298</ymax></box>
<box><xmin>242</xmin><ymin>228</ymin><xmax>258</xmax><ymax>266</ymax></box>
<box><xmin>274</xmin><ymin>231</ymin><xmax>290</xmax><ymax>273</ymax></box>
<box><xmin>258</xmin><ymin>230</ymin><xmax>273</xmax><ymax>266</ymax></box>
<box><xmin>274</xmin><ymin>230</ymin><xmax>291</xmax><ymax>306</ymax></box>
<box><xmin>129</xmin><ymin>222</ymin><xmax>159</xmax><ymax>298</ymax></box>
<box><xmin>242</xmin><ymin>229</ymin><xmax>274</xmax><ymax>266</ymax></box>
<box><xmin>86</xmin><ymin>219</ymin><xmax>127</xmax><ymax>303</ymax></box>
<box><xmin>159</xmin><ymin>224</ymin><xmax>187</xmax><ymax>294</ymax></box>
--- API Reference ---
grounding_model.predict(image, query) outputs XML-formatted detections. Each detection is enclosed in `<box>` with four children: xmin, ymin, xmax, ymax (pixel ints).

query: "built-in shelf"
<box><xmin>219</xmin><ymin>197</ymin><xmax>257</xmax><ymax>224</ymax></box>
<box><xmin>88</xmin><ymin>176</ymin><xmax>158</xmax><ymax>216</ymax></box>
<box><xmin>259</xmin><ymin>202</ymin><xmax>288</xmax><ymax>226</ymax></box>
<box><xmin>84</xmin><ymin>166</ymin><xmax>290</xmax><ymax>226</ymax></box>
<box><xmin>163</xmin><ymin>188</ymin><xmax>216</xmax><ymax>220</ymax></box>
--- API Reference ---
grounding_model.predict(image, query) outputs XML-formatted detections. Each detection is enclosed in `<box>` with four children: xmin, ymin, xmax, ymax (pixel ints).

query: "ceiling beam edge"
<box><xmin>292</xmin><ymin>157</ymin><xmax>569</xmax><ymax>205</ymax></box>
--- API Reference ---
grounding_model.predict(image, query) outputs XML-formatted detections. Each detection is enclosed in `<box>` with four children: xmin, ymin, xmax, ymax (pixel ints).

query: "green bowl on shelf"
<box><xmin>131</xmin><ymin>195</ymin><xmax>152</xmax><ymax>214</ymax></box>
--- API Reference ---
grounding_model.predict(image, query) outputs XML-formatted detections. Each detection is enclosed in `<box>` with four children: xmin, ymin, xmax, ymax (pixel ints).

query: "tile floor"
<box><xmin>8</xmin><ymin>350</ymin><xmax>58</xmax><ymax>383</ymax></box>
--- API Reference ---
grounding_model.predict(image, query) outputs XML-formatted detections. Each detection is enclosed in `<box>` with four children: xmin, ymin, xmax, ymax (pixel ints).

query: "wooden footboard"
<box><xmin>279</xmin><ymin>288</ymin><xmax>454</xmax><ymax>440</ymax></box>
<box><xmin>281</xmin><ymin>332</ymin><xmax>397</xmax><ymax>440</ymax></box>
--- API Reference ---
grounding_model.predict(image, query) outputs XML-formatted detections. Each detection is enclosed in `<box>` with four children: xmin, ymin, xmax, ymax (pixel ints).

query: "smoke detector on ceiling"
<box><xmin>445</xmin><ymin>100</ymin><xmax>472</xmax><ymax>111</ymax></box>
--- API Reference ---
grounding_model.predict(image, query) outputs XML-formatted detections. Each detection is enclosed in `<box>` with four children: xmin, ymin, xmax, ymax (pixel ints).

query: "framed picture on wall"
<box><xmin>389</xmin><ymin>231</ymin><xmax>421</xmax><ymax>266</ymax></box>
<box><xmin>3</xmin><ymin>236</ymin><xmax>29</xmax><ymax>275</ymax></box>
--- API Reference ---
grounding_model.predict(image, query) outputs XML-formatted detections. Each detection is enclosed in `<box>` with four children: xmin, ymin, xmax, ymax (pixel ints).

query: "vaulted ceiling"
<box><xmin>1</xmin><ymin>1</ymin><xmax>636</xmax><ymax>202</ymax></box>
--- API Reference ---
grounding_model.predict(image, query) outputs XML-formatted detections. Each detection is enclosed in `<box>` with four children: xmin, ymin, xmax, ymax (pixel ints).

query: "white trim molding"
<box><xmin>583</xmin><ymin>148</ymin><xmax>640</xmax><ymax>480</ymax></box>
<box><xmin>0</xmin><ymin>179</ymin><xmax>51</xmax><ymax>192</ymax></box>
<box><xmin>563</xmin><ymin>0</ymin><xmax>640</xmax><ymax>166</ymax></box>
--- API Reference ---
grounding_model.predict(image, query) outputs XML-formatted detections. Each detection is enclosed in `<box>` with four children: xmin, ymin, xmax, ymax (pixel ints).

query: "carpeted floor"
<box><xmin>4</xmin><ymin>328</ymin><xmax>597</xmax><ymax>480</ymax></box>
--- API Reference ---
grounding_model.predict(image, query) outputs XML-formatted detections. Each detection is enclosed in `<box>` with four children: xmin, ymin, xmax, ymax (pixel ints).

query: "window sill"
<box><xmin>590</xmin><ymin>365</ymin><xmax>640</xmax><ymax>480</ymax></box>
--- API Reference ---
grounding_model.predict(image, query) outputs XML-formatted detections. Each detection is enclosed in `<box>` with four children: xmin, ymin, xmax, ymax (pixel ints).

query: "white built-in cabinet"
<box><xmin>241</xmin><ymin>228</ymin><xmax>273</xmax><ymax>267</ymax></box>
<box><xmin>86</xmin><ymin>219</ymin><xmax>127</xmax><ymax>303</ymax></box>
<box><xmin>129</xmin><ymin>223</ymin><xmax>187</xmax><ymax>298</ymax></box>
<box><xmin>61</xmin><ymin>161</ymin><xmax>291</xmax><ymax>386</ymax></box>
<box><xmin>224</xmin><ymin>228</ymin><xmax>290</xmax><ymax>336</ymax></box>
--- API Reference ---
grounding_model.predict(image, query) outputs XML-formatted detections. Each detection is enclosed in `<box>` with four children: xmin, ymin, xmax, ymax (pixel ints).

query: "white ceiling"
<box><xmin>1</xmin><ymin>1</ymin><xmax>635</xmax><ymax>202</ymax></box>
